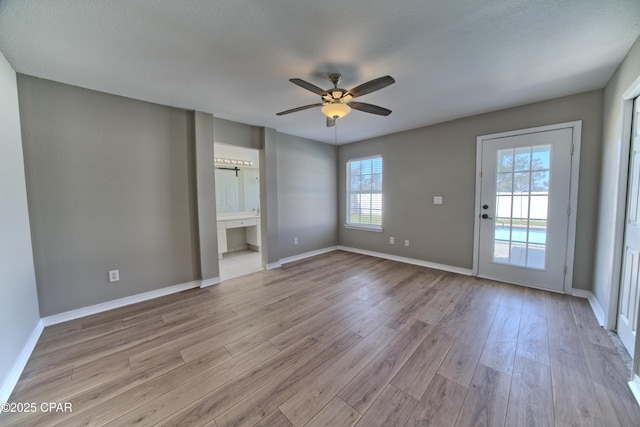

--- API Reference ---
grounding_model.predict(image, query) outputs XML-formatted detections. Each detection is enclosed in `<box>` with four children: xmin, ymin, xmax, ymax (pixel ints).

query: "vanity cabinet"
<box><xmin>217</xmin><ymin>214</ymin><xmax>261</xmax><ymax>257</ymax></box>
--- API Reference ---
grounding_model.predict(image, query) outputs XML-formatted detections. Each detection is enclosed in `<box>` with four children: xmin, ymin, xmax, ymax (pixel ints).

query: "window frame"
<box><xmin>345</xmin><ymin>155</ymin><xmax>383</xmax><ymax>232</ymax></box>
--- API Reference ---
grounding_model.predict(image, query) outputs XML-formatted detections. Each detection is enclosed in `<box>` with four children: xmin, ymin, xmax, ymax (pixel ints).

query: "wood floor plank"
<box><xmin>179</xmin><ymin>295</ymin><xmax>325</xmax><ymax>362</ymax></box>
<box><xmin>346</xmin><ymin>281</ymin><xmax>426</xmax><ymax>338</ymax></box>
<box><xmin>516</xmin><ymin>311</ymin><xmax>551</xmax><ymax>366</ymax></box>
<box><xmin>415</xmin><ymin>273</ymin><xmax>469</xmax><ymax>326</ymax></box>
<box><xmin>269</xmin><ymin>296</ymin><xmax>380</xmax><ymax>351</ymax></box>
<box><xmin>498</xmin><ymin>281</ymin><xmax>525</xmax><ymax>310</ymax></box>
<box><xmin>505</xmin><ymin>356</ymin><xmax>554</xmax><ymax>427</ymax></box>
<box><xmin>354</xmin><ymin>384</ymin><xmax>418</xmax><ymax>427</ymax></box>
<box><xmin>310</xmin><ymin>292</ymin><xmax>389</xmax><ymax>343</ymax></box>
<box><xmin>305</xmin><ymin>397</ymin><xmax>360</xmax><ymax>427</ymax></box>
<box><xmin>570</xmin><ymin>296</ymin><xmax>616</xmax><ymax>350</ymax></box>
<box><xmin>57</xmin><ymin>342</ymin><xmax>274</xmax><ymax>426</ymax></box>
<box><xmin>254</xmin><ymin>409</ymin><xmax>294</xmax><ymax>427</ymax></box>
<box><xmin>223</xmin><ymin>298</ymin><xmax>333</xmax><ymax>357</ymax></box>
<box><xmin>436</xmin><ymin>302</ymin><xmax>497</xmax><ymax>387</ymax></box>
<box><xmin>339</xmin><ymin>320</ymin><xmax>431</xmax><ymax>413</ymax></box>
<box><xmin>405</xmin><ymin>374</ymin><xmax>467</xmax><ymax>427</ymax></box>
<box><xmin>3</xmin><ymin>251</ymin><xmax>639</xmax><ymax>427</ymax></box>
<box><xmin>522</xmin><ymin>286</ymin><xmax>548</xmax><ymax>317</ymax></box>
<box><xmin>391</xmin><ymin>327</ymin><xmax>455</xmax><ymax>400</ymax></box>
<box><xmin>383</xmin><ymin>271</ymin><xmax>445</xmax><ymax>330</ymax></box>
<box><xmin>9</xmin><ymin>365</ymin><xmax>73</xmax><ymax>400</ymax></box>
<box><xmin>278</xmin><ymin>325</ymin><xmax>398</xmax><ymax>427</ymax></box>
<box><xmin>22</xmin><ymin>310</ymin><xmax>210</xmax><ymax>380</ymax></box>
<box><xmin>454</xmin><ymin>363</ymin><xmax>511</xmax><ymax>427</ymax></box>
<box><xmin>479</xmin><ymin>304</ymin><xmax>521</xmax><ymax>375</ymax></box>
<box><xmin>214</xmin><ymin>330</ymin><xmax>362</xmax><ymax>427</ymax></box>
<box><xmin>431</xmin><ymin>279</ymin><xmax>488</xmax><ymax>339</ymax></box>
<box><xmin>108</xmin><ymin>337</ymin><xmax>318</xmax><ymax>427</ymax></box>
<box><xmin>581</xmin><ymin>338</ymin><xmax>640</xmax><ymax>426</ymax></box>
<box><xmin>546</xmin><ymin>294</ymin><xmax>606</xmax><ymax>427</ymax></box>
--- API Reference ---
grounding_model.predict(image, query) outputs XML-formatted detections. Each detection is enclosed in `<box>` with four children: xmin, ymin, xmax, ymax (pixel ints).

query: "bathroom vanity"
<box><xmin>217</xmin><ymin>212</ymin><xmax>261</xmax><ymax>257</ymax></box>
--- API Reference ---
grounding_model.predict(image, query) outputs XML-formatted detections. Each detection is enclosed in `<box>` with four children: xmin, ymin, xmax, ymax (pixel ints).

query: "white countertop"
<box><xmin>217</xmin><ymin>212</ymin><xmax>260</xmax><ymax>221</ymax></box>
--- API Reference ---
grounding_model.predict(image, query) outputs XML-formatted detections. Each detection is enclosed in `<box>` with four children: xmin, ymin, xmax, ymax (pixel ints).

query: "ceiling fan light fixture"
<box><xmin>322</xmin><ymin>102</ymin><xmax>351</xmax><ymax>119</ymax></box>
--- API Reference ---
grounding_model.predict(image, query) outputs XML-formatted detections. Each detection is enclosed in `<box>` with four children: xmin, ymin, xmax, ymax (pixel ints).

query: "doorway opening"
<box><xmin>214</xmin><ymin>143</ymin><xmax>263</xmax><ymax>280</ymax></box>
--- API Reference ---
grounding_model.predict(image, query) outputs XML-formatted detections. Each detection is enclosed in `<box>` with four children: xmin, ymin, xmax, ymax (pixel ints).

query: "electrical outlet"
<box><xmin>390</xmin><ymin>237</ymin><xmax>395</xmax><ymax>244</ymax></box>
<box><xmin>108</xmin><ymin>270</ymin><xmax>120</xmax><ymax>283</ymax></box>
<box><xmin>293</xmin><ymin>237</ymin><xmax>299</xmax><ymax>245</ymax></box>
<box><xmin>434</xmin><ymin>196</ymin><xmax>443</xmax><ymax>205</ymax></box>
<box><xmin>405</xmin><ymin>240</ymin><xmax>410</xmax><ymax>247</ymax></box>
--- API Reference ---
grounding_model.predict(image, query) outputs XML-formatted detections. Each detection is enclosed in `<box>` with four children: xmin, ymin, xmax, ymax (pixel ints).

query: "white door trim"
<box><xmin>472</xmin><ymin>121</ymin><xmax>582</xmax><ymax>294</ymax></box>
<box><xmin>606</xmin><ymin>75</ymin><xmax>640</xmax><ymax>331</ymax></box>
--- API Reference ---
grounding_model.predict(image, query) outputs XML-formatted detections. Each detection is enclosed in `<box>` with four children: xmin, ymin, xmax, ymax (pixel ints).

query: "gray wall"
<box><xmin>261</xmin><ymin>127</ymin><xmax>280</xmax><ymax>266</ymax></box>
<box><xmin>214</xmin><ymin>117</ymin><xmax>262</xmax><ymax>149</ymax></box>
<box><xmin>339</xmin><ymin>90</ymin><xmax>603</xmax><ymax>291</ymax></box>
<box><xmin>594</xmin><ymin>35</ymin><xmax>640</xmax><ymax>325</ymax></box>
<box><xmin>194</xmin><ymin>111</ymin><xmax>219</xmax><ymax>281</ymax></box>
<box><xmin>0</xmin><ymin>52</ymin><xmax>40</xmax><ymax>397</ymax></box>
<box><xmin>277</xmin><ymin>132</ymin><xmax>338</xmax><ymax>259</ymax></box>
<box><xmin>18</xmin><ymin>76</ymin><xmax>199</xmax><ymax>316</ymax></box>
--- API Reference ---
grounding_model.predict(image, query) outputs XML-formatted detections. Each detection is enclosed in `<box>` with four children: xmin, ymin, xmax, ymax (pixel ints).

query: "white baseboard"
<box><xmin>200</xmin><ymin>277</ymin><xmax>222</xmax><ymax>288</ymax></box>
<box><xmin>629</xmin><ymin>375</ymin><xmax>640</xmax><ymax>406</ymax></box>
<box><xmin>337</xmin><ymin>246</ymin><xmax>473</xmax><ymax>276</ymax></box>
<box><xmin>279</xmin><ymin>246</ymin><xmax>339</xmax><ymax>265</ymax></box>
<box><xmin>0</xmin><ymin>319</ymin><xmax>44</xmax><ymax>405</ymax></box>
<box><xmin>41</xmin><ymin>280</ymin><xmax>200</xmax><ymax>327</ymax></box>
<box><xmin>266</xmin><ymin>262</ymin><xmax>282</xmax><ymax>270</ymax></box>
<box><xmin>571</xmin><ymin>289</ymin><xmax>605</xmax><ymax>327</ymax></box>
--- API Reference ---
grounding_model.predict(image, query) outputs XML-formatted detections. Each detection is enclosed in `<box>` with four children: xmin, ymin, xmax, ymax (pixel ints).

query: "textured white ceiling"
<box><xmin>1</xmin><ymin>0</ymin><xmax>639</xmax><ymax>144</ymax></box>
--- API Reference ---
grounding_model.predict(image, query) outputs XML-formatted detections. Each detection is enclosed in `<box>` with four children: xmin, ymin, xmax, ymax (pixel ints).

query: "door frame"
<box><xmin>607</xmin><ymin>76</ymin><xmax>640</xmax><ymax>331</ymax></box>
<box><xmin>472</xmin><ymin>121</ymin><xmax>583</xmax><ymax>294</ymax></box>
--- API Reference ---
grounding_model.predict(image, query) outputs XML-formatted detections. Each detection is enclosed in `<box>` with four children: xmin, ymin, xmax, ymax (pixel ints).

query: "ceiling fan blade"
<box><xmin>347</xmin><ymin>101</ymin><xmax>392</xmax><ymax>116</ymax></box>
<box><xmin>289</xmin><ymin>78</ymin><xmax>327</xmax><ymax>95</ymax></box>
<box><xmin>348</xmin><ymin>76</ymin><xmax>395</xmax><ymax>98</ymax></box>
<box><xmin>326</xmin><ymin>117</ymin><xmax>336</xmax><ymax>127</ymax></box>
<box><xmin>276</xmin><ymin>103</ymin><xmax>323</xmax><ymax>116</ymax></box>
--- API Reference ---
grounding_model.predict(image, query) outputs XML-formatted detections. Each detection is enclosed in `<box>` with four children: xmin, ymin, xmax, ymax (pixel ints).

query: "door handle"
<box><xmin>482</xmin><ymin>213</ymin><xmax>493</xmax><ymax>220</ymax></box>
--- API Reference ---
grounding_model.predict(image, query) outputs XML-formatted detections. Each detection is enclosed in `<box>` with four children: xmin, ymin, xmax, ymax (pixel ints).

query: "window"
<box><xmin>346</xmin><ymin>156</ymin><xmax>383</xmax><ymax>230</ymax></box>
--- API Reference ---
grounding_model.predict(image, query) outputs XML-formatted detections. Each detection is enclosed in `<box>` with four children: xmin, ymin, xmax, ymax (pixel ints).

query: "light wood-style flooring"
<box><xmin>2</xmin><ymin>250</ymin><xmax>639</xmax><ymax>426</ymax></box>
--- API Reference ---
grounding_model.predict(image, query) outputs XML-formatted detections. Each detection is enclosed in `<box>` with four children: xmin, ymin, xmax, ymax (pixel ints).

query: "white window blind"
<box><xmin>346</xmin><ymin>156</ymin><xmax>383</xmax><ymax>229</ymax></box>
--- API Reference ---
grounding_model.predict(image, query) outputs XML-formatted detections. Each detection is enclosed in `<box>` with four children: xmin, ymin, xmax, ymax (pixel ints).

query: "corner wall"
<box><xmin>0</xmin><ymin>52</ymin><xmax>40</xmax><ymax>401</ymax></box>
<box><xmin>276</xmin><ymin>132</ymin><xmax>338</xmax><ymax>259</ymax></box>
<box><xmin>17</xmin><ymin>76</ymin><xmax>199</xmax><ymax>316</ymax></box>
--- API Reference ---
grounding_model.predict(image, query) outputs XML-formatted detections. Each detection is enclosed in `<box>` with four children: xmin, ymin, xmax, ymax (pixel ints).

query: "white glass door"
<box><xmin>477</xmin><ymin>127</ymin><xmax>574</xmax><ymax>292</ymax></box>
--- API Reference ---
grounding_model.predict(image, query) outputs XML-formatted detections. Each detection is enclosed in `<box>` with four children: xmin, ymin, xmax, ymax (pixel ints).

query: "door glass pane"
<box><xmin>514</xmin><ymin>172</ymin><xmax>530</xmax><ymax>193</ymax></box>
<box><xmin>494</xmin><ymin>240</ymin><xmax>510</xmax><ymax>264</ymax></box>
<box><xmin>496</xmin><ymin>196</ymin><xmax>512</xmax><ymax>217</ymax></box>
<box><xmin>492</xmin><ymin>144</ymin><xmax>551</xmax><ymax>270</ymax></box>
<box><xmin>514</xmin><ymin>147</ymin><xmax>531</xmax><ymax>172</ymax></box>
<box><xmin>511</xmin><ymin>196</ymin><xmax>529</xmax><ymax>219</ymax></box>
<box><xmin>497</xmin><ymin>149</ymin><xmax>514</xmax><ymax>173</ymax></box>
<box><xmin>531</xmin><ymin>171</ymin><xmax>549</xmax><ymax>192</ymax></box>
<box><xmin>529</xmin><ymin>196</ymin><xmax>548</xmax><ymax>220</ymax></box>
<box><xmin>532</xmin><ymin>146</ymin><xmax>550</xmax><ymax>170</ymax></box>
<box><xmin>510</xmin><ymin>242</ymin><xmax>527</xmax><ymax>266</ymax></box>
<box><xmin>497</xmin><ymin>173</ymin><xmax>512</xmax><ymax>192</ymax></box>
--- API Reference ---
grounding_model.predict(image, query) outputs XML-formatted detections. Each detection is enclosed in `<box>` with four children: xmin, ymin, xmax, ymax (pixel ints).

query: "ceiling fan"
<box><xmin>276</xmin><ymin>73</ymin><xmax>395</xmax><ymax>127</ymax></box>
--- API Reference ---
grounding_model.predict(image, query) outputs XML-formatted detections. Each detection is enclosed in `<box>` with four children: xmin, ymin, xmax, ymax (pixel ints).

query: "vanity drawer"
<box><xmin>225</xmin><ymin>218</ymin><xmax>258</xmax><ymax>228</ymax></box>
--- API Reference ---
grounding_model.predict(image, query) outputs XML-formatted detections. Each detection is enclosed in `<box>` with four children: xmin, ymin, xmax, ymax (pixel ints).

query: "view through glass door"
<box><xmin>477</xmin><ymin>126</ymin><xmax>575</xmax><ymax>292</ymax></box>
